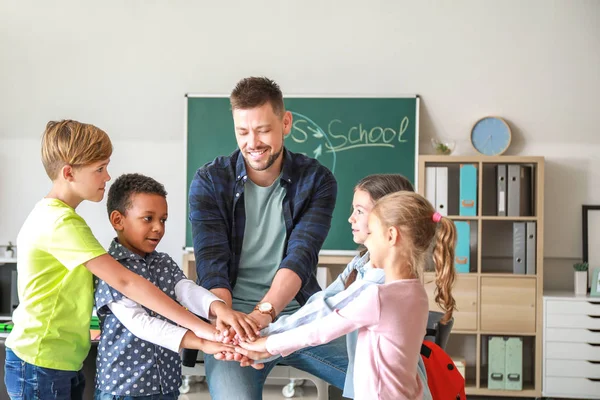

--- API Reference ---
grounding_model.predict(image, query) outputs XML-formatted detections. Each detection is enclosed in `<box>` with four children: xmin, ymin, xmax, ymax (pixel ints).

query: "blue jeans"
<box><xmin>94</xmin><ymin>389</ymin><xmax>179</xmax><ymax>400</ymax></box>
<box><xmin>4</xmin><ymin>347</ymin><xmax>85</xmax><ymax>400</ymax></box>
<box><xmin>205</xmin><ymin>336</ymin><xmax>348</xmax><ymax>400</ymax></box>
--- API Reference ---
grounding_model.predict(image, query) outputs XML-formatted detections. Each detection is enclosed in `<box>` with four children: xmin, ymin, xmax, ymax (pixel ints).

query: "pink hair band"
<box><xmin>432</xmin><ymin>212</ymin><xmax>442</xmax><ymax>223</ymax></box>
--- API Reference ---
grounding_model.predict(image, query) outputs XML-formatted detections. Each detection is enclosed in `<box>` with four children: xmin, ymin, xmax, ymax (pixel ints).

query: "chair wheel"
<box><xmin>179</xmin><ymin>383</ymin><xmax>190</xmax><ymax>394</ymax></box>
<box><xmin>282</xmin><ymin>383</ymin><xmax>295</xmax><ymax>398</ymax></box>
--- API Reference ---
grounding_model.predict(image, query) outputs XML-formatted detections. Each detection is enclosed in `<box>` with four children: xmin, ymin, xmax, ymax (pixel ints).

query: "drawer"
<box><xmin>546</xmin><ymin>342</ymin><xmax>600</xmax><ymax>361</ymax></box>
<box><xmin>546</xmin><ymin>299</ymin><xmax>600</xmax><ymax>316</ymax></box>
<box><xmin>545</xmin><ymin>328</ymin><xmax>600</xmax><ymax>343</ymax></box>
<box><xmin>545</xmin><ymin>359</ymin><xmax>600</xmax><ymax>378</ymax></box>
<box><xmin>544</xmin><ymin>377</ymin><xmax>600</xmax><ymax>399</ymax></box>
<box><xmin>424</xmin><ymin>273</ymin><xmax>477</xmax><ymax>331</ymax></box>
<box><xmin>546</xmin><ymin>314</ymin><xmax>600</xmax><ymax>329</ymax></box>
<box><xmin>481</xmin><ymin>277</ymin><xmax>536</xmax><ymax>333</ymax></box>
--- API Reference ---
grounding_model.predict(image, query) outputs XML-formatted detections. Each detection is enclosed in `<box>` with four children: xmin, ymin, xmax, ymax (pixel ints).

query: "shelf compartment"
<box><xmin>445</xmin><ymin>333</ymin><xmax>477</xmax><ymax>389</ymax></box>
<box><xmin>424</xmin><ymin>273</ymin><xmax>478</xmax><ymax>331</ymax></box>
<box><xmin>481</xmin><ymin>163</ymin><xmax>537</xmax><ymax>217</ymax></box>
<box><xmin>423</xmin><ymin>162</ymin><xmax>479</xmax><ymax>217</ymax></box>
<box><xmin>481</xmin><ymin>220</ymin><xmax>537</xmax><ymax>275</ymax></box>
<box><xmin>479</xmin><ymin>335</ymin><xmax>537</xmax><ymax>393</ymax></box>
<box><xmin>480</xmin><ymin>277</ymin><xmax>536</xmax><ymax>333</ymax></box>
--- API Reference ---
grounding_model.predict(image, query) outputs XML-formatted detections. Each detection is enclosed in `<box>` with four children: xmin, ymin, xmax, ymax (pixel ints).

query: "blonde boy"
<box><xmin>4</xmin><ymin>120</ymin><xmax>237</xmax><ymax>400</ymax></box>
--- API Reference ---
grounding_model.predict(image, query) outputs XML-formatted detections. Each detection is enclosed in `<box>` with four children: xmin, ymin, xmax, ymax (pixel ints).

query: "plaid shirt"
<box><xmin>188</xmin><ymin>148</ymin><xmax>337</xmax><ymax>306</ymax></box>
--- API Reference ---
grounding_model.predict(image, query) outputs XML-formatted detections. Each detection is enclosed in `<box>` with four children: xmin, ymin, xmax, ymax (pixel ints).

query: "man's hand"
<box><xmin>235</xmin><ymin>337</ymin><xmax>273</xmax><ymax>361</ymax></box>
<box><xmin>248</xmin><ymin>309</ymin><xmax>273</xmax><ymax>331</ymax></box>
<box><xmin>211</xmin><ymin>301</ymin><xmax>260</xmax><ymax>342</ymax></box>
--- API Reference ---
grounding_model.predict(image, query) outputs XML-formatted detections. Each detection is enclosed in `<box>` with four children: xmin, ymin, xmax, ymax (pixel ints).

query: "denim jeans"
<box><xmin>4</xmin><ymin>347</ymin><xmax>85</xmax><ymax>400</ymax></box>
<box><xmin>204</xmin><ymin>335</ymin><xmax>348</xmax><ymax>400</ymax></box>
<box><xmin>94</xmin><ymin>389</ymin><xmax>179</xmax><ymax>400</ymax></box>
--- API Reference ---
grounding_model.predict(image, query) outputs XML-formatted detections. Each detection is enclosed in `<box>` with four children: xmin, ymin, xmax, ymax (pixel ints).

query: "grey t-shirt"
<box><xmin>232</xmin><ymin>177</ymin><xmax>300</xmax><ymax>315</ymax></box>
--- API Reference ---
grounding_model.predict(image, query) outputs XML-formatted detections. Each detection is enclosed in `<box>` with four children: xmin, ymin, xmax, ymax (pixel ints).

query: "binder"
<box><xmin>513</xmin><ymin>223</ymin><xmax>526</xmax><ymax>274</ymax></box>
<box><xmin>435</xmin><ymin>167</ymin><xmax>448</xmax><ymax>216</ymax></box>
<box><xmin>507</xmin><ymin>165</ymin><xmax>533</xmax><ymax>216</ymax></box>
<box><xmin>459</xmin><ymin>164</ymin><xmax>477</xmax><ymax>216</ymax></box>
<box><xmin>505</xmin><ymin>338</ymin><xmax>523</xmax><ymax>391</ymax></box>
<box><xmin>425</xmin><ymin>167</ymin><xmax>437</xmax><ymax>208</ymax></box>
<box><xmin>447</xmin><ymin>165</ymin><xmax>461</xmax><ymax>215</ymax></box>
<box><xmin>454</xmin><ymin>221</ymin><xmax>470</xmax><ymax>273</ymax></box>
<box><xmin>488</xmin><ymin>337</ymin><xmax>506</xmax><ymax>390</ymax></box>
<box><xmin>496</xmin><ymin>164</ymin><xmax>507</xmax><ymax>216</ymax></box>
<box><xmin>526</xmin><ymin>222</ymin><xmax>536</xmax><ymax>275</ymax></box>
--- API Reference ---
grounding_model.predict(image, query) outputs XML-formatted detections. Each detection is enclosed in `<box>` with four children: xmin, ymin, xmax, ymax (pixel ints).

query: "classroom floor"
<box><xmin>176</xmin><ymin>382</ymin><xmax>526</xmax><ymax>400</ymax></box>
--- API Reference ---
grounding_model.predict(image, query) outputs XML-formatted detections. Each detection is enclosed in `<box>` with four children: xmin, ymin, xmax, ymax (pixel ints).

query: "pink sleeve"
<box><xmin>266</xmin><ymin>285</ymin><xmax>381</xmax><ymax>357</ymax></box>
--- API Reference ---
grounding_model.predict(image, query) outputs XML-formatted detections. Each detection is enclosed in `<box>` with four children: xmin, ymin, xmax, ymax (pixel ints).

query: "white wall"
<box><xmin>1</xmin><ymin>0</ymin><xmax>599</xmax><ymax>290</ymax></box>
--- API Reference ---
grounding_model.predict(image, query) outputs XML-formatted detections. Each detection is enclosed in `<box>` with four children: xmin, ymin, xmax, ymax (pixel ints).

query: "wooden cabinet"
<box><xmin>424</xmin><ymin>272</ymin><xmax>478</xmax><ymax>331</ymax></box>
<box><xmin>419</xmin><ymin>155</ymin><xmax>544</xmax><ymax>398</ymax></box>
<box><xmin>480</xmin><ymin>277</ymin><xmax>536</xmax><ymax>333</ymax></box>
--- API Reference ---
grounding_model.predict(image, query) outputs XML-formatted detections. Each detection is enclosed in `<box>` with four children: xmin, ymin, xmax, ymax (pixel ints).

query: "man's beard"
<box><xmin>245</xmin><ymin>146</ymin><xmax>283</xmax><ymax>172</ymax></box>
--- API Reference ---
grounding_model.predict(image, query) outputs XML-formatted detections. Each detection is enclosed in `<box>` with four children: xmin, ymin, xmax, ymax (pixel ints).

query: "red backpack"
<box><xmin>420</xmin><ymin>340</ymin><xmax>466</xmax><ymax>400</ymax></box>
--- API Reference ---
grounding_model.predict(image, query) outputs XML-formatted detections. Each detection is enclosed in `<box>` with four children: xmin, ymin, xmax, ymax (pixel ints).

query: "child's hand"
<box><xmin>215</xmin><ymin>351</ymin><xmax>265</xmax><ymax>370</ymax></box>
<box><xmin>211</xmin><ymin>302</ymin><xmax>260</xmax><ymax>342</ymax></box>
<box><xmin>235</xmin><ymin>337</ymin><xmax>273</xmax><ymax>361</ymax></box>
<box><xmin>200</xmin><ymin>339</ymin><xmax>237</xmax><ymax>356</ymax></box>
<box><xmin>180</xmin><ymin>330</ymin><xmax>234</xmax><ymax>355</ymax></box>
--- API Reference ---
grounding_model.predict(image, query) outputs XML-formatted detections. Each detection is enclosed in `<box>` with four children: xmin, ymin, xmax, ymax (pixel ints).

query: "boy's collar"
<box><xmin>109</xmin><ymin>238</ymin><xmax>158</xmax><ymax>263</ymax></box>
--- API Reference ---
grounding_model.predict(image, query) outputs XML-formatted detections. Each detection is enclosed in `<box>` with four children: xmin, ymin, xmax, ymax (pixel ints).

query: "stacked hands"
<box><xmin>186</xmin><ymin>301</ymin><xmax>275</xmax><ymax>370</ymax></box>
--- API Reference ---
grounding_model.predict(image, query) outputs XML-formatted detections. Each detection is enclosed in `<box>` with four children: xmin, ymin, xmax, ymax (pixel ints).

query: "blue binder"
<box><xmin>455</xmin><ymin>221</ymin><xmax>470</xmax><ymax>273</ymax></box>
<box><xmin>459</xmin><ymin>164</ymin><xmax>477</xmax><ymax>216</ymax></box>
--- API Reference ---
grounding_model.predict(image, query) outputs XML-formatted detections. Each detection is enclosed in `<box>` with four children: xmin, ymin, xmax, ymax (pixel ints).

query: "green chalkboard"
<box><xmin>186</xmin><ymin>95</ymin><xmax>419</xmax><ymax>252</ymax></box>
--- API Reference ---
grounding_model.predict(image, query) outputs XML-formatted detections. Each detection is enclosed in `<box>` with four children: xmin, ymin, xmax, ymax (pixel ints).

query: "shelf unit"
<box><xmin>419</xmin><ymin>155</ymin><xmax>544</xmax><ymax>398</ymax></box>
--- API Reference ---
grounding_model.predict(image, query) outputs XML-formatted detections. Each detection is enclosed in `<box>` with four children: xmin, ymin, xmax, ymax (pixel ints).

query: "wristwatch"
<box><xmin>254</xmin><ymin>302</ymin><xmax>276</xmax><ymax>322</ymax></box>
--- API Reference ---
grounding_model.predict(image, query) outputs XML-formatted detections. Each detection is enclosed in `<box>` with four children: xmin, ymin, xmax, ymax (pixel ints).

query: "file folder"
<box><xmin>488</xmin><ymin>337</ymin><xmax>506</xmax><ymax>390</ymax></box>
<box><xmin>513</xmin><ymin>223</ymin><xmax>526</xmax><ymax>274</ymax></box>
<box><xmin>454</xmin><ymin>221</ymin><xmax>470</xmax><ymax>273</ymax></box>
<box><xmin>507</xmin><ymin>165</ymin><xmax>533</xmax><ymax>216</ymax></box>
<box><xmin>425</xmin><ymin>167</ymin><xmax>436</xmax><ymax>208</ymax></box>
<box><xmin>459</xmin><ymin>164</ymin><xmax>477</xmax><ymax>216</ymax></box>
<box><xmin>505</xmin><ymin>337</ymin><xmax>523</xmax><ymax>391</ymax></box>
<box><xmin>435</xmin><ymin>167</ymin><xmax>448</xmax><ymax>216</ymax></box>
<box><xmin>447</xmin><ymin>165</ymin><xmax>461</xmax><ymax>215</ymax></box>
<box><xmin>526</xmin><ymin>222</ymin><xmax>536</xmax><ymax>275</ymax></box>
<box><xmin>496</xmin><ymin>164</ymin><xmax>507</xmax><ymax>216</ymax></box>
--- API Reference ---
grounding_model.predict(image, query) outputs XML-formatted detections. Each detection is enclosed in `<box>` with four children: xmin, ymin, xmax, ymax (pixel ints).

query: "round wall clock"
<box><xmin>470</xmin><ymin>116</ymin><xmax>512</xmax><ymax>156</ymax></box>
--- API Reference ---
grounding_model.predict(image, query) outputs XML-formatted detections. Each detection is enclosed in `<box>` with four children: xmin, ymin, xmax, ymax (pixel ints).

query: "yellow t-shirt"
<box><xmin>6</xmin><ymin>198</ymin><xmax>106</xmax><ymax>371</ymax></box>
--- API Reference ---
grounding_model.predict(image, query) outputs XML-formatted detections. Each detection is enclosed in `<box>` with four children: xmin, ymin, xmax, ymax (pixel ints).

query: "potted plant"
<box><xmin>431</xmin><ymin>138</ymin><xmax>455</xmax><ymax>155</ymax></box>
<box><xmin>574</xmin><ymin>262</ymin><xmax>589</xmax><ymax>295</ymax></box>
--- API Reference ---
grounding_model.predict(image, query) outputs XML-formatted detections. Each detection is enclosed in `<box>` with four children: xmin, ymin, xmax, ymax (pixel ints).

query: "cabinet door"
<box><xmin>424</xmin><ymin>273</ymin><xmax>478</xmax><ymax>330</ymax></box>
<box><xmin>481</xmin><ymin>277</ymin><xmax>536</xmax><ymax>333</ymax></box>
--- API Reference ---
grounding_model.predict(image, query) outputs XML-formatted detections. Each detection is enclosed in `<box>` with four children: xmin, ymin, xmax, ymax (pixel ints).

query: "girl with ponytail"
<box><xmin>237</xmin><ymin>191</ymin><xmax>457</xmax><ymax>400</ymax></box>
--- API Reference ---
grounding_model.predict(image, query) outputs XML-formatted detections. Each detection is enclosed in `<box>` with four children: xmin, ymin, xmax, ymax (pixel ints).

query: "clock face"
<box><xmin>471</xmin><ymin>117</ymin><xmax>511</xmax><ymax>156</ymax></box>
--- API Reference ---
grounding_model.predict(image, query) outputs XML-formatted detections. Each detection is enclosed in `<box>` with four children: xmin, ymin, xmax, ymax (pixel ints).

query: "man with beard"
<box><xmin>185</xmin><ymin>77</ymin><xmax>343</xmax><ymax>399</ymax></box>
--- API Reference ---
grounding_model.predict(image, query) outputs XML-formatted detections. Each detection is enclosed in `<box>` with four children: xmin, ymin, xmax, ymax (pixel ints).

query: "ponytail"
<box><xmin>431</xmin><ymin>217</ymin><xmax>457</xmax><ymax>324</ymax></box>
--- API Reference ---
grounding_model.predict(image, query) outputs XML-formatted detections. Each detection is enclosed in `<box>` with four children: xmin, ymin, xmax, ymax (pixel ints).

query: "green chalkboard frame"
<box><xmin>185</xmin><ymin>94</ymin><xmax>420</xmax><ymax>254</ymax></box>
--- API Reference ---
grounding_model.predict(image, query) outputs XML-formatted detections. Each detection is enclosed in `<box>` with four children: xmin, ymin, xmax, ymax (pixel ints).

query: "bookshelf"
<box><xmin>419</xmin><ymin>155</ymin><xmax>544</xmax><ymax>398</ymax></box>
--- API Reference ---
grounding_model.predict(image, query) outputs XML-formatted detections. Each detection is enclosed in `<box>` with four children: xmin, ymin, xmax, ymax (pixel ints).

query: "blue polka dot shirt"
<box><xmin>94</xmin><ymin>239</ymin><xmax>186</xmax><ymax>396</ymax></box>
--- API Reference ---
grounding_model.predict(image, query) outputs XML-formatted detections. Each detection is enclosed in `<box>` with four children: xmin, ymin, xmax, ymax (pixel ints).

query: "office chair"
<box><xmin>425</xmin><ymin>310</ymin><xmax>454</xmax><ymax>349</ymax></box>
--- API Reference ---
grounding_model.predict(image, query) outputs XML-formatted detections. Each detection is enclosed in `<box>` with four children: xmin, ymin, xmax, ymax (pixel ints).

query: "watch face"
<box><xmin>471</xmin><ymin>117</ymin><xmax>511</xmax><ymax>156</ymax></box>
<box><xmin>258</xmin><ymin>302</ymin><xmax>272</xmax><ymax>312</ymax></box>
